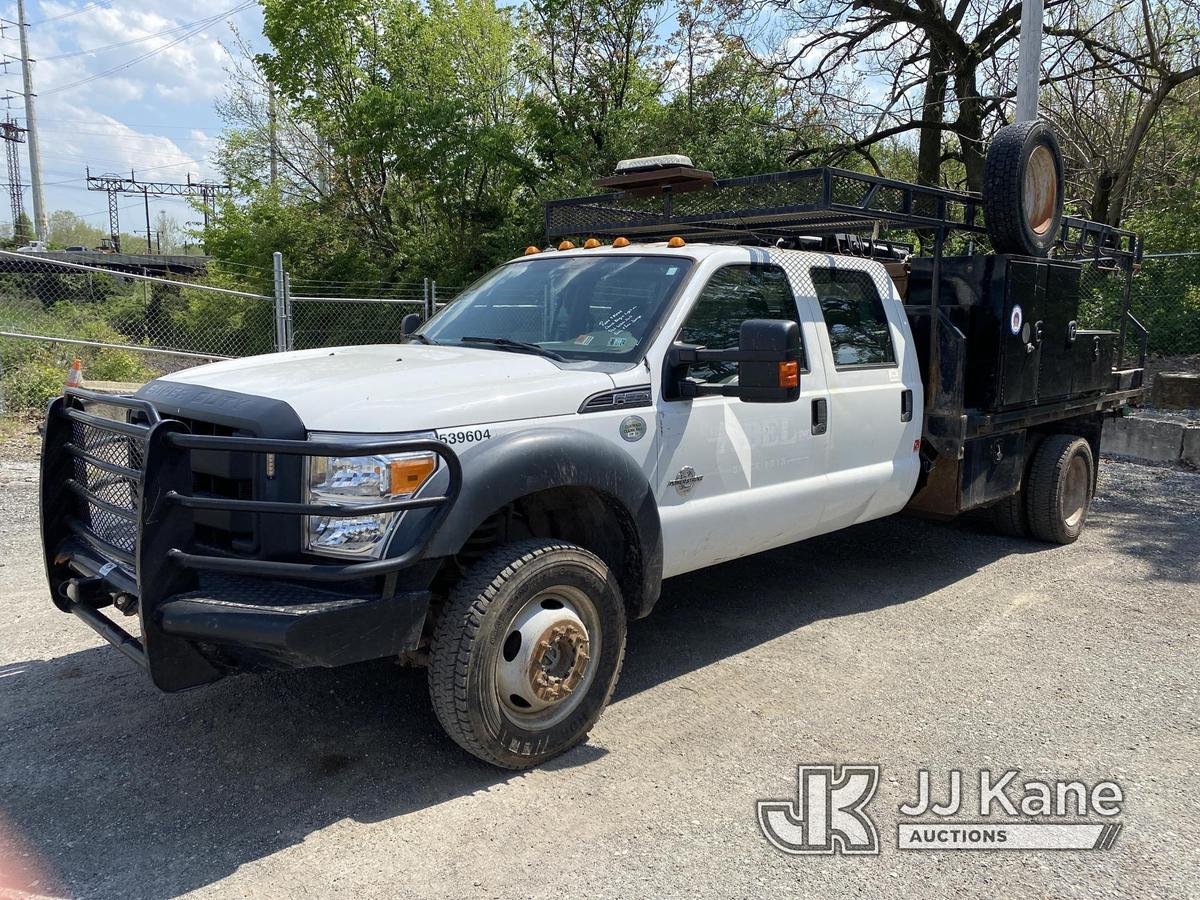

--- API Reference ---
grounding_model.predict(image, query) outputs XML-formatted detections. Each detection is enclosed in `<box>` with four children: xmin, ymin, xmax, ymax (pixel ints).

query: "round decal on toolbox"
<box><xmin>1010</xmin><ymin>304</ymin><xmax>1024</xmax><ymax>336</ymax></box>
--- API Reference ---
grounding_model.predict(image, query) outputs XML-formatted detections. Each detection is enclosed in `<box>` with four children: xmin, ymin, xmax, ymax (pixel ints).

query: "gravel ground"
<box><xmin>0</xmin><ymin>444</ymin><xmax>1197</xmax><ymax>900</ymax></box>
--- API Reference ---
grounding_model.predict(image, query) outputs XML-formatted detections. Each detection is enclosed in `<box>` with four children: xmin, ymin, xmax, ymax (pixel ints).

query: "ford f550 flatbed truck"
<box><xmin>39</xmin><ymin>123</ymin><xmax>1147</xmax><ymax>768</ymax></box>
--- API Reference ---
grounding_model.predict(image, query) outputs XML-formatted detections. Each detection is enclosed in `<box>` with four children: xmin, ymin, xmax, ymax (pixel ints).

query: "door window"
<box><xmin>811</xmin><ymin>267</ymin><xmax>896</xmax><ymax>367</ymax></box>
<box><xmin>678</xmin><ymin>265</ymin><xmax>804</xmax><ymax>384</ymax></box>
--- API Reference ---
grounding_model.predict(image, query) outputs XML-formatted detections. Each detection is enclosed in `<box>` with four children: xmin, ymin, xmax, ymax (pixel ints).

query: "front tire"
<box><xmin>428</xmin><ymin>539</ymin><xmax>626</xmax><ymax>769</ymax></box>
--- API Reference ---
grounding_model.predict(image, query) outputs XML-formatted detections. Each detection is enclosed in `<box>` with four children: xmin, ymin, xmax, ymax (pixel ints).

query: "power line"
<box><xmin>39</xmin><ymin>0</ymin><xmax>254</xmax><ymax>97</ymax></box>
<box><xmin>39</xmin><ymin>3</ymin><xmax>248</xmax><ymax>62</ymax></box>
<box><xmin>27</xmin><ymin>1</ymin><xmax>109</xmax><ymax>26</ymax></box>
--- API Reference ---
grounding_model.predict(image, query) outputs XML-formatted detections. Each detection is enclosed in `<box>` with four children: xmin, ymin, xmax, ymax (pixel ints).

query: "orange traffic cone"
<box><xmin>63</xmin><ymin>358</ymin><xmax>84</xmax><ymax>392</ymax></box>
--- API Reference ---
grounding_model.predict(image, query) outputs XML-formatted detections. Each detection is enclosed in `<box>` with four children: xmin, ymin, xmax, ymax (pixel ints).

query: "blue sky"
<box><xmin>1</xmin><ymin>0</ymin><xmax>267</xmax><ymax>238</ymax></box>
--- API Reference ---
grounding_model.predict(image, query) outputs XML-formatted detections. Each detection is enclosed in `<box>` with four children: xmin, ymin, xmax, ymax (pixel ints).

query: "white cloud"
<box><xmin>0</xmin><ymin>0</ymin><xmax>264</xmax><ymax>223</ymax></box>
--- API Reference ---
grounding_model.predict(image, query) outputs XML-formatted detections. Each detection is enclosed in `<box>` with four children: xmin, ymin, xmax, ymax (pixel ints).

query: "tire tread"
<box><xmin>428</xmin><ymin>538</ymin><xmax>624</xmax><ymax>768</ymax></box>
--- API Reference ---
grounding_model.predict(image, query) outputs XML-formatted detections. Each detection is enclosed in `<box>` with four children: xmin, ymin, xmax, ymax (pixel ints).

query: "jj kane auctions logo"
<box><xmin>758</xmin><ymin>766</ymin><xmax>1124</xmax><ymax>854</ymax></box>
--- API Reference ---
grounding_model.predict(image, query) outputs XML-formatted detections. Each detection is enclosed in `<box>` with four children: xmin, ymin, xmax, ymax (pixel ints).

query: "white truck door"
<box><xmin>801</xmin><ymin>259</ymin><xmax>923</xmax><ymax>530</ymax></box>
<box><xmin>657</xmin><ymin>262</ymin><xmax>831</xmax><ymax>577</ymax></box>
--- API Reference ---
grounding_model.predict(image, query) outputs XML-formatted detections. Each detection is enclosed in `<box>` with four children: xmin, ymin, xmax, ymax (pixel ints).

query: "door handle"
<box><xmin>901</xmin><ymin>388</ymin><xmax>913</xmax><ymax>423</ymax></box>
<box><xmin>811</xmin><ymin>398</ymin><xmax>828</xmax><ymax>435</ymax></box>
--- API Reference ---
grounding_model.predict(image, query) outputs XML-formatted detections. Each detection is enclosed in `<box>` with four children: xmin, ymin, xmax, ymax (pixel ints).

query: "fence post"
<box><xmin>283</xmin><ymin>272</ymin><xmax>294</xmax><ymax>351</ymax></box>
<box><xmin>272</xmin><ymin>251</ymin><xmax>286</xmax><ymax>353</ymax></box>
<box><xmin>422</xmin><ymin>277</ymin><xmax>430</xmax><ymax>320</ymax></box>
<box><xmin>431</xmin><ymin>280</ymin><xmax>438</xmax><ymax>312</ymax></box>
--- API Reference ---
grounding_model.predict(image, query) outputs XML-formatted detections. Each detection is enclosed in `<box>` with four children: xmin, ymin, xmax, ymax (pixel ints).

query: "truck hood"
<box><xmin>153</xmin><ymin>344</ymin><xmax>615</xmax><ymax>432</ymax></box>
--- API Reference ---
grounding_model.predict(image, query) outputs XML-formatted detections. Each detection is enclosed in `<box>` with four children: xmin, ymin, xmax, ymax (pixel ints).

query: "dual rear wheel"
<box><xmin>993</xmin><ymin>434</ymin><xmax>1095</xmax><ymax>544</ymax></box>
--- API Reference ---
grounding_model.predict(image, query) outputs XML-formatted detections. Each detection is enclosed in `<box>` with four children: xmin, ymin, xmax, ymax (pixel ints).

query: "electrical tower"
<box><xmin>85</xmin><ymin>169</ymin><xmax>232</xmax><ymax>254</ymax></box>
<box><xmin>0</xmin><ymin>118</ymin><xmax>25</xmax><ymax>237</ymax></box>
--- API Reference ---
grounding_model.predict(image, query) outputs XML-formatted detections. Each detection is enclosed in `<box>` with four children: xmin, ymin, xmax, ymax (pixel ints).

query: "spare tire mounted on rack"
<box><xmin>983</xmin><ymin>120</ymin><xmax>1065</xmax><ymax>257</ymax></box>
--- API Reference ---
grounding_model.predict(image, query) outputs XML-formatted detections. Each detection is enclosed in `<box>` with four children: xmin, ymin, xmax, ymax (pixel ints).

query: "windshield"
<box><xmin>420</xmin><ymin>255</ymin><xmax>694</xmax><ymax>361</ymax></box>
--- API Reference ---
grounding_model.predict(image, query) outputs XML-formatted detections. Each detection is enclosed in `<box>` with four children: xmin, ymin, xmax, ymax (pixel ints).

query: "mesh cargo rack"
<box><xmin>544</xmin><ymin>166</ymin><xmax>1140</xmax><ymax>267</ymax></box>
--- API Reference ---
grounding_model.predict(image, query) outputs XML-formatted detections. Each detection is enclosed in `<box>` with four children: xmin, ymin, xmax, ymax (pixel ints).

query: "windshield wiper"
<box><xmin>459</xmin><ymin>336</ymin><xmax>566</xmax><ymax>362</ymax></box>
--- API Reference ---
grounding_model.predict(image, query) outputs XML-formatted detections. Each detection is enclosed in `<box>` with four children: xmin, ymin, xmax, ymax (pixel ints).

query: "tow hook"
<box><xmin>113</xmin><ymin>593</ymin><xmax>139</xmax><ymax>616</ymax></box>
<box><xmin>61</xmin><ymin>576</ymin><xmax>110</xmax><ymax>609</ymax></box>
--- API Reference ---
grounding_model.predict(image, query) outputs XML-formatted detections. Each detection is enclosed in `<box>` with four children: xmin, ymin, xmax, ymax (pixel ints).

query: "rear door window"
<box><xmin>811</xmin><ymin>267</ymin><xmax>896</xmax><ymax>368</ymax></box>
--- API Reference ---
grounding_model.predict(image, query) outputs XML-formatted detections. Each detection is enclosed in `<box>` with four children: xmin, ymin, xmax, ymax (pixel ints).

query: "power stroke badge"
<box><xmin>759</xmin><ymin>765</ymin><xmax>1124</xmax><ymax>855</ymax></box>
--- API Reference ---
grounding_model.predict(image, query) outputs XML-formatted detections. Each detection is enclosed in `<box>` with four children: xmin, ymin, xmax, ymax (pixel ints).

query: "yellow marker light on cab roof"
<box><xmin>613</xmin><ymin>237</ymin><xmax>631</xmax><ymax>248</ymax></box>
<box><xmin>558</xmin><ymin>240</ymin><xmax>576</xmax><ymax>251</ymax></box>
<box><xmin>583</xmin><ymin>238</ymin><xmax>602</xmax><ymax>249</ymax></box>
<box><xmin>667</xmin><ymin>236</ymin><xmax>686</xmax><ymax>248</ymax></box>
<box><xmin>524</xmin><ymin>245</ymin><xmax>541</xmax><ymax>255</ymax></box>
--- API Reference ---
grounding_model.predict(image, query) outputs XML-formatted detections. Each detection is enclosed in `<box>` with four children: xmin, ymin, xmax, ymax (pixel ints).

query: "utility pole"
<box><xmin>15</xmin><ymin>0</ymin><xmax>45</xmax><ymax>240</ymax></box>
<box><xmin>267</xmin><ymin>87</ymin><xmax>278</xmax><ymax>187</ymax></box>
<box><xmin>142</xmin><ymin>186</ymin><xmax>152</xmax><ymax>253</ymax></box>
<box><xmin>1016</xmin><ymin>0</ymin><xmax>1045</xmax><ymax>122</ymax></box>
<box><xmin>317</xmin><ymin>136</ymin><xmax>329</xmax><ymax>197</ymax></box>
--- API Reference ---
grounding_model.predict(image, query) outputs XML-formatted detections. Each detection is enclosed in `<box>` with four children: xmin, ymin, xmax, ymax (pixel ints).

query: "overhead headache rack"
<box><xmin>544</xmin><ymin>165</ymin><xmax>1140</xmax><ymax>266</ymax></box>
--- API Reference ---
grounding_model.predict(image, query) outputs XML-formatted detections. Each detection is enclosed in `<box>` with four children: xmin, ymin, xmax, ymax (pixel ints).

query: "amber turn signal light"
<box><xmin>388</xmin><ymin>456</ymin><xmax>438</xmax><ymax>495</ymax></box>
<box><xmin>558</xmin><ymin>240</ymin><xmax>576</xmax><ymax>251</ymax></box>
<box><xmin>778</xmin><ymin>360</ymin><xmax>799</xmax><ymax>389</ymax></box>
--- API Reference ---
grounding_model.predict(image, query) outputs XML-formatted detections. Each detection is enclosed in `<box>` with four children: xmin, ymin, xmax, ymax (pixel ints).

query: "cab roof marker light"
<box><xmin>583</xmin><ymin>238</ymin><xmax>601</xmax><ymax>249</ymax></box>
<box><xmin>613</xmin><ymin>237</ymin><xmax>630</xmax><ymax>248</ymax></box>
<box><xmin>558</xmin><ymin>240</ymin><xmax>576</xmax><ymax>251</ymax></box>
<box><xmin>524</xmin><ymin>245</ymin><xmax>541</xmax><ymax>255</ymax></box>
<box><xmin>667</xmin><ymin>236</ymin><xmax>686</xmax><ymax>248</ymax></box>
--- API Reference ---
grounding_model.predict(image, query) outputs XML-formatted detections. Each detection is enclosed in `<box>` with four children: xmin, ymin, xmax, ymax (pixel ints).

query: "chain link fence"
<box><xmin>3</xmin><ymin>242</ymin><xmax>1196</xmax><ymax>418</ymax></box>
<box><xmin>1079</xmin><ymin>252</ymin><xmax>1200</xmax><ymax>366</ymax></box>
<box><xmin>288</xmin><ymin>279</ymin><xmax>463</xmax><ymax>350</ymax></box>
<box><xmin>0</xmin><ymin>249</ymin><xmax>463</xmax><ymax>415</ymax></box>
<box><xmin>0</xmin><ymin>250</ymin><xmax>278</xmax><ymax>414</ymax></box>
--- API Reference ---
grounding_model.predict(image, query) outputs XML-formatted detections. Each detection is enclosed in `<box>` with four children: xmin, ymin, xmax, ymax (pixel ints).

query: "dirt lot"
<box><xmin>1</xmin><ymin>440</ymin><xmax>1197</xmax><ymax>900</ymax></box>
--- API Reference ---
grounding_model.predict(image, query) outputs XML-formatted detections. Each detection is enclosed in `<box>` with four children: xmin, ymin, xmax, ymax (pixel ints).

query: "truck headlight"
<box><xmin>304</xmin><ymin>436</ymin><xmax>439</xmax><ymax>558</ymax></box>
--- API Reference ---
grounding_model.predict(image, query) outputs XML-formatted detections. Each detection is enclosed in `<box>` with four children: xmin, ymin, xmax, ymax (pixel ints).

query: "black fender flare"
<box><xmin>425</xmin><ymin>428</ymin><xmax>664</xmax><ymax>618</ymax></box>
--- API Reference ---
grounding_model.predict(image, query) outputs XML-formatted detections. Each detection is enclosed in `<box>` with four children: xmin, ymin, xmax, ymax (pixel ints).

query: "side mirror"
<box><xmin>735</xmin><ymin>319</ymin><xmax>801</xmax><ymax>403</ymax></box>
<box><xmin>401</xmin><ymin>312</ymin><xmax>423</xmax><ymax>336</ymax></box>
<box><xmin>668</xmin><ymin>318</ymin><xmax>801</xmax><ymax>403</ymax></box>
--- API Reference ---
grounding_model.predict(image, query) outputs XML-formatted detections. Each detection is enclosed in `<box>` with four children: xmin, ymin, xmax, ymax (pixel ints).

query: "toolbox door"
<box><xmin>998</xmin><ymin>259</ymin><xmax>1042</xmax><ymax>408</ymax></box>
<box><xmin>1037</xmin><ymin>261</ymin><xmax>1082</xmax><ymax>402</ymax></box>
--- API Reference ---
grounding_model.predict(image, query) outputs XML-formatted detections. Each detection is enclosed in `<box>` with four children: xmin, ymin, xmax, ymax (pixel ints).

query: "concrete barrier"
<box><xmin>1102</xmin><ymin>415</ymin><xmax>1198</xmax><ymax>466</ymax></box>
<box><xmin>1150</xmin><ymin>373</ymin><xmax>1200</xmax><ymax>410</ymax></box>
<box><xmin>1183</xmin><ymin>427</ymin><xmax>1200</xmax><ymax>468</ymax></box>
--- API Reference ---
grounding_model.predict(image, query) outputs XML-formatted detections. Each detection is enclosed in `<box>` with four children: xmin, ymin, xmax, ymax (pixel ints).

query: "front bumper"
<box><xmin>41</xmin><ymin>388</ymin><xmax>461</xmax><ymax>691</ymax></box>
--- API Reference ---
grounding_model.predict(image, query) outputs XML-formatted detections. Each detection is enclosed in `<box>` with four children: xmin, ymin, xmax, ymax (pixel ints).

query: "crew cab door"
<box><xmin>656</xmin><ymin>260</ymin><xmax>831</xmax><ymax>577</ymax></box>
<box><xmin>801</xmin><ymin>259</ymin><xmax>923</xmax><ymax>529</ymax></box>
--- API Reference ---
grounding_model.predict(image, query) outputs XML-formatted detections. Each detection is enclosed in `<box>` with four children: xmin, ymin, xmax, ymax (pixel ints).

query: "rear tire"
<box><xmin>1025</xmin><ymin>434</ymin><xmax>1094</xmax><ymax>544</ymax></box>
<box><xmin>991</xmin><ymin>490</ymin><xmax>1029</xmax><ymax>538</ymax></box>
<box><xmin>428</xmin><ymin>539</ymin><xmax>626</xmax><ymax>769</ymax></box>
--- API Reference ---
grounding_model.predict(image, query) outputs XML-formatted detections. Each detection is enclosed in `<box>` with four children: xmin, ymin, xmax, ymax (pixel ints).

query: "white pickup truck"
<box><xmin>39</xmin><ymin>125</ymin><xmax>1146</xmax><ymax>768</ymax></box>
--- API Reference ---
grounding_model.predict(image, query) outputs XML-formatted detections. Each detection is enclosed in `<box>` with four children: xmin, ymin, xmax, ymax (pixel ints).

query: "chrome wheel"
<box><xmin>1062</xmin><ymin>453</ymin><xmax>1090</xmax><ymax>528</ymax></box>
<box><xmin>495</xmin><ymin>585</ymin><xmax>600</xmax><ymax>730</ymax></box>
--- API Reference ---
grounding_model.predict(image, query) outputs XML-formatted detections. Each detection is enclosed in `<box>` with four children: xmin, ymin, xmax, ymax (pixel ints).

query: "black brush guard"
<box><xmin>40</xmin><ymin>387</ymin><xmax>462</xmax><ymax>691</ymax></box>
